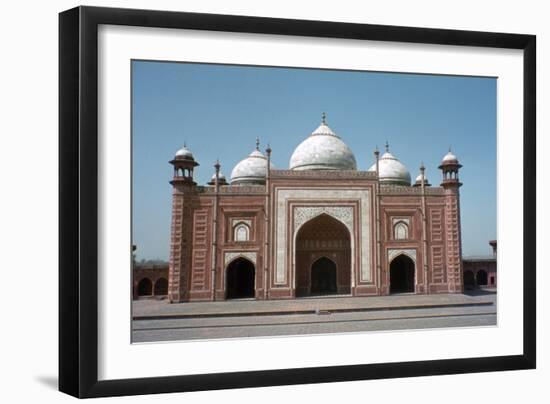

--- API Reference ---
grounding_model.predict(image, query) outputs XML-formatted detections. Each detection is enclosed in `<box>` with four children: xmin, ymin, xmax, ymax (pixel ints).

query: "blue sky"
<box><xmin>132</xmin><ymin>60</ymin><xmax>496</xmax><ymax>261</ymax></box>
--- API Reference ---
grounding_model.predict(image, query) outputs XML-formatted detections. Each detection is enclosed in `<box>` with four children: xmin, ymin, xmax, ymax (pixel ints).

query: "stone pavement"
<box><xmin>133</xmin><ymin>291</ymin><xmax>496</xmax><ymax>319</ymax></box>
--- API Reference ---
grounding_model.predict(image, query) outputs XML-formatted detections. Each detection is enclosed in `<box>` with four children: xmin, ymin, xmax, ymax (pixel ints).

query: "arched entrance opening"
<box><xmin>464</xmin><ymin>270</ymin><xmax>475</xmax><ymax>289</ymax></box>
<box><xmin>226</xmin><ymin>257</ymin><xmax>255</xmax><ymax>299</ymax></box>
<box><xmin>311</xmin><ymin>257</ymin><xmax>337</xmax><ymax>295</ymax></box>
<box><xmin>295</xmin><ymin>213</ymin><xmax>351</xmax><ymax>297</ymax></box>
<box><xmin>476</xmin><ymin>270</ymin><xmax>488</xmax><ymax>287</ymax></box>
<box><xmin>389</xmin><ymin>254</ymin><xmax>415</xmax><ymax>294</ymax></box>
<box><xmin>154</xmin><ymin>277</ymin><xmax>168</xmax><ymax>296</ymax></box>
<box><xmin>137</xmin><ymin>278</ymin><xmax>152</xmax><ymax>296</ymax></box>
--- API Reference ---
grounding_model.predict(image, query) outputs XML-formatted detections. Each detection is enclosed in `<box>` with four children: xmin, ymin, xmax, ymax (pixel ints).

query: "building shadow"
<box><xmin>35</xmin><ymin>375</ymin><xmax>58</xmax><ymax>390</ymax></box>
<box><xmin>463</xmin><ymin>288</ymin><xmax>497</xmax><ymax>296</ymax></box>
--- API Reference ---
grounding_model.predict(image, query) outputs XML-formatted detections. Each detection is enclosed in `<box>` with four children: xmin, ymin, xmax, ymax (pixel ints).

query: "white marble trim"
<box><xmin>224</xmin><ymin>251</ymin><xmax>258</xmax><ymax>267</ymax></box>
<box><xmin>274</xmin><ymin>188</ymin><xmax>371</xmax><ymax>285</ymax></box>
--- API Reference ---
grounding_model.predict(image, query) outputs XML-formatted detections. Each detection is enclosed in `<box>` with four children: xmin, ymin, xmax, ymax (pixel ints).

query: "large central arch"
<box><xmin>295</xmin><ymin>213</ymin><xmax>351</xmax><ymax>297</ymax></box>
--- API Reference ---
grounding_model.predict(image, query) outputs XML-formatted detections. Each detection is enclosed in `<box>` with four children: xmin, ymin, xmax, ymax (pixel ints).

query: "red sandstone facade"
<box><xmin>167</xmin><ymin>153</ymin><xmax>464</xmax><ymax>302</ymax></box>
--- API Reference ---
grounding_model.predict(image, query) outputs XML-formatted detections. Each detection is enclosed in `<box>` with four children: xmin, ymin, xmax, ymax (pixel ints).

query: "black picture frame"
<box><xmin>59</xmin><ymin>5</ymin><xmax>536</xmax><ymax>398</ymax></box>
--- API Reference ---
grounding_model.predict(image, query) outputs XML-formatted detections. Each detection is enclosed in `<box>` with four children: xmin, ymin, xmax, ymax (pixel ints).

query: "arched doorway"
<box><xmin>311</xmin><ymin>257</ymin><xmax>337</xmax><ymax>295</ymax></box>
<box><xmin>137</xmin><ymin>278</ymin><xmax>152</xmax><ymax>296</ymax></box>
<box><xmin>226</xmin><ymin>257</ymin><xmax>255</xmax><ymax>299</ymax></box>
<box><xmin>389</xmin><ymin>254</ymin><xmax>415</xmax><ymax>293</ymax></box>
<box><xmin>464</xmin><ymin>270</ymin><xmax>475</xmax><ymax>289</ymax></box>
<box><xmin>154</xmin><ymin>277</ymin><xmax>168</xmax><ymax>296</ymax></box>
<box><xmin>476</xmin><ymin>270</ymin><xmax>488</xmax><ymax>286</ymax></box>
<box><xmin>295</xmin><ymin>214</ymin><xmax>351</xmax><ymax>297</ymax></box>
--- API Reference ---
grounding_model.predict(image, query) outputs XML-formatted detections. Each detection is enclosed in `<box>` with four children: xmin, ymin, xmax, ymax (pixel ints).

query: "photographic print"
<box><xmin>59</xmin><ymin>7</ymin><xmax>535</xmax><ymax>397</ymax></box>
<box><xmin>131</xmin><ymin>61</ymin><xmax>497</xmax><ymax>343</ymax></box>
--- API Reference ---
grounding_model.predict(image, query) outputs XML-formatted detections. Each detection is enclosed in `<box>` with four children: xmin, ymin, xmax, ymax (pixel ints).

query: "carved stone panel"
<box><xmin>293</xmin><ymin>206</ymin><xmax>354</xmax><ymax>237</ymax></box>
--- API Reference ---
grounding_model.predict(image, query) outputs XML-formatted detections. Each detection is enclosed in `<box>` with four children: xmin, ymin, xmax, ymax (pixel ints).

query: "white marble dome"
<box><xmin>174</xmin><ymin>144</ymin><xmax>195</xmax><ymax>161</ymax></box>
<box><xmin>414</xmin><ymin>173</ymin><xmax>431</xmax><ymax>186</ymax></box>
<box><xmin>441</xmin><ymin>150</ymin><xmax>459</xmax><ymax>164</ymax></box>
<box><xmin>211</xmin><ymin>171</ymin><xmax>226</xmax><ymax>182</ymax></box>
<box><xmin>368</xmin><ymin>149</ymin><xmax>411</xmax><ymax>186</ymax></box>
<box><xmin>415</xmin><ymin>173</ymin><xmax>428</xmax><ymax>183</ymax></box>
<box><xmin>231</xmin><ymin>148</ymin><xmax>274</xmax><ymax>185</ymax></box>
<box><xmin>289</xmin><ymin>119</ymin><xmax>357</xmax><ymax>171</ymax></box>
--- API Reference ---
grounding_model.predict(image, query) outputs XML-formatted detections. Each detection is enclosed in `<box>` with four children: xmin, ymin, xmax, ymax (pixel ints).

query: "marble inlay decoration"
<box><xmin>274</xmin><ymin>188</ymin><xmax>371</xmax><ymax>285</ymax></box>
<box><xmin>388</xmin><ymin>248</ymin><xmax>417</xmax><ymax>263</ymax></box>
<box><xmin>224</xmin><ymin>251</ymin><xmax>257</xmax><ymax>266</ymax></box>
<box><xmin>293</xmin><ymin>206</ymin><xmax>354</xmax><ymax>236</ymax></box>
<box><xmin>232</xmin><ymin>218</ymin><xmax>252</xmax><ymax>228</ymax></box>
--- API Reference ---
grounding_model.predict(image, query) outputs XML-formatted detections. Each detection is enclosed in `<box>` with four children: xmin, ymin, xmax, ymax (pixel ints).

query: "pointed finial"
<box><xmin>374</xmin><ymin>145</ymin><xmax>380</xmax><ymax>157</ymax></box>
<box><xmin>266</xmin><ymin>142</ymin><xmax>272</xmax><ymax>155</ymax></box>
<box><xmin>449</xmin><ymin>146</ymin><xmax>452</xmax><ymax>153</ymax></box>
<box><xmin>183</xmin><ymin>141</ymin><xmax>187</xmax><ymax>148</ymax></box>
<box><xmin>321</xmin><ymin>112</ymin><xmax>327</xmax><ymax>125</ymax></box>
<box><xmin>420</xmin><ymin>161</ymin><xmax>425</xmax><ymax>171</ymax></box>
<box><xmin>385</xmin><ymin>140</ymin><xmax>389</xmax><ymax>152</ymax></box>
<box><xmin>214</xmin><ymin>158</ymin><xmax>220</xmax><ymax>170</ymax></box>
<box><xmin>256</xmin><ymin>136</ymin><xmax>260</xmax><ymax>151</ymax></box>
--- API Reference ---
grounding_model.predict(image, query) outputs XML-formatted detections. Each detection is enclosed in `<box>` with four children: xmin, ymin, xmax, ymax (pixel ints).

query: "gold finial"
<box><xmin>321</xmin><ymin>112</ymin><xmax>327</xmax><ymax>125</ymax></box>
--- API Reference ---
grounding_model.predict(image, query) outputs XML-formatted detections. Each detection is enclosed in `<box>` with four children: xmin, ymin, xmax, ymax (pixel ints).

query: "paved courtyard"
<box><xmin>132</xmin><ymin>291</ymin><xmax>497</xmax><ymax>342</ymax></box>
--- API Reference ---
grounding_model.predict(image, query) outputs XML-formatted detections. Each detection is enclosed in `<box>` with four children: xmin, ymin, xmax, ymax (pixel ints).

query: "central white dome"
<box><xmin>289</xmin><ymin>118</ymin><xmax>357</xmax><ymax>171</ymax></box>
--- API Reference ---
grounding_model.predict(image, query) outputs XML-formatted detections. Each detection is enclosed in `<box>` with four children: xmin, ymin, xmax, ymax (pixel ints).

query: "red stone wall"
<box><xmin>133</xmin><ymin>264</ymin><xmax>169</xmax><ymax>300</ymax></box>
<box><xmin>168</xmin><ymin>171</ymin><xmax>464</xmax><ymax>302</ymax></box>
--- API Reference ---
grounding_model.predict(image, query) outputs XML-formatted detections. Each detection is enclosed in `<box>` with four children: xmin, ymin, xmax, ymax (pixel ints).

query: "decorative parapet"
<box><xmin>380</xmin><ymin>185</ymin><xmax>445</xmax><ymax>196</ymax></box>
<box><xmin>197</xmin><ymin>185</ymin><xmax>266</xmax><ymax>194</ymax></box>
<box><xmin>270</xmin><ymin>169</ymin><xmax>377</xmax><ymax>180</ymax></box>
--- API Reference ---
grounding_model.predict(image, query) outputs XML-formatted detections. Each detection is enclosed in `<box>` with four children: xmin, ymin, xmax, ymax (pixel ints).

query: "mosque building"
<box><xmin>166</xmin><ymin>114</ymin><xmax>464</xmax><ymax>302</ymax></box>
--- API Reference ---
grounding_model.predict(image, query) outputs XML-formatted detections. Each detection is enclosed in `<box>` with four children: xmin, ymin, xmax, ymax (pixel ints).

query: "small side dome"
<box><xmin>207</xmin><ymin>171</ymin><xmax>227</xmax><ymax>185</ymax></box>
<box><xmin>231</xmin><ymin>139</ymin><xmax>274</xmax><ymax>185</ymax></box>
<box><xmin>413</xmin><ymin>173</ymin><xmax>431</xmax><ymax>187</ymax></box>
<box><xmin>174</xmin><ymin>143</ymin><xmax>195</xmax><ymax>161</ymax></box>
<box><xmin>368</xmin><ymin>143</ymin><xmax>411</xmax><ymax>186</ymax></box>
<box><xmin>441</xmin><ymin>150</ymin><xmax>459</xmax><ymax>164</ymax></box>
<box><xmin>289</xmin><ymin>114</ymin><xmax>357</xmax><ymax>171</ymax></box>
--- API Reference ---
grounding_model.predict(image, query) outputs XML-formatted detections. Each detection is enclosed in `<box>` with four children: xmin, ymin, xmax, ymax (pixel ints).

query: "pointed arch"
<box><xmin>137</xmin><ymin>278</ymin><xmax>152</xmax><ymax>296</ymax></box>
<box><xmin>389</xmin><ymin>253</ymin><xmax>415</xmax><ymax>294</ymax></box>
<box><xmin>233</xmin><ymin>222</ymin><xmax>250</xmax><ymax>242</ymax></box>
<box><xmin>393</xmin><ymin>221</ymin><xmax>409</xmax><ymax>240</ymax></box>
<box><xmin>295</xmin><ymin>213</ymin><xmax>351</xmax><ymax>297</ymax></box>
<box><xmin>225</xmin><ymin>257</ymin><xmax>256</xmax><ymax>299</ymax></box>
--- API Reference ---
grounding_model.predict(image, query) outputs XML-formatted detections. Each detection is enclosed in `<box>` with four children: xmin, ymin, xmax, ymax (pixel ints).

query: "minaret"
<box><xmin>168</xmin><ymin>144</ymin><xmax>199</xmax><ymax>302</ymax></box>
<box><xmin>211</xmin><ymin>160</ymin><xmax>221</xmax><ymax>301</ymax></box>
<box><xmin>374</xmin><ymin>146</ymin><xmax>382</xmax><ymax>295</ymax></box>
<box><xmin>439</xmin><ymin>149</ymin><xmax>463</xmax><ymax>293</ymax></box>
<box><xmin>169</xmin><ymin>143</ymin><xmax>199</xmax><ymax>185</ymax></box>
<box><xmin>264</xmin><ymin>143</ymin><xmax>272</xmax><ymax>300</ymax></box>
